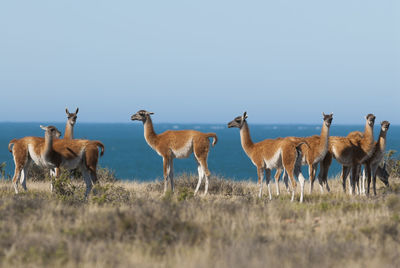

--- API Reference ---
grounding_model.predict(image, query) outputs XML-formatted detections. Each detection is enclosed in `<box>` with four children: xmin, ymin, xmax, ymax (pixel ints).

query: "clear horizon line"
<box><xmin>0</xmin><ymin>121</ymin><xmax>397</xmax><ymax>126</ymax></box>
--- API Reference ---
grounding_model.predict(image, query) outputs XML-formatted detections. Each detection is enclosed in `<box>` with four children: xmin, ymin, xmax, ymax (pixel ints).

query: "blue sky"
<box><xmin>0</xmin><ymin>0</ymin><xmax>399</xmax><ymax>124</ymax></box>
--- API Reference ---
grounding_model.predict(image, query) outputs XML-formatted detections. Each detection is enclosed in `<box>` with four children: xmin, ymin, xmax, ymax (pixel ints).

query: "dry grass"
<box><xmin>0</xmin><ymin>175</ymin><xmax>399</xmax><ymax>268</ymax></box>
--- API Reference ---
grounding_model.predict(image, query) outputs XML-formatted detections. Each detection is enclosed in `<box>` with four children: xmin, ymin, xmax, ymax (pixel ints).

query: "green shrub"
<box><xmin>91</xmin><ymin>183</ymin><xmax>131</xmax><ymax>205</ymax></box>
<box><xmin>386</xmin><ymin>150</ymin><xmax>400</xmax><ymax>178</ymax></box>
<box><xmin>96</xmin><ymin>167</ymin><xmax>117</xmax><ymax>183</ymax></box>
<box><xmin>53</xmin><ymin>172</ymin><xmax>79</xmax><ymax>199</ymax></box>
<box><xmin>0</xmin><ymin>162</ymin><xmax>6</xmax><ymax>179</ymax></box>
<box><xmin>177</xmin><ymin>187</ymin><xmax>194</xmax><ymax>202</ymax></box>
<box><xmin>17</xmin><ymin>164</ymin><xmax>116</xmax><ymax>184</ymax></box>
<box><xmin>28</xmin><ymin>164</ymin><xmax>50</xmax><ymax>182</ymax></box>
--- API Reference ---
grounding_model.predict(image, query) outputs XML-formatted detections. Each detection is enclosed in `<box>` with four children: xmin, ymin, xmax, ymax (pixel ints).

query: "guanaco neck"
<box><xmin>318</xmin><ymin>122</ymin><xmax>330</xmax><ymax>153</ymax></box>
<box><xmin>239</xmin><ymin>121</ymin><xmax>254</xmax><ymax>156</ymax></box>
<box><xmin>43</xmin><ymin>131</ymin><xmax>55</xmax><ymax>160</ymax></box>
<box><xmin>64</xmin><ymin>122</ymin><xmax>74</xmax><ymax>140</ymax></box>
<box><xmin>376</xmin><ymin>129</ymin><xmax>387</xmax><ymax>154</ymax></box>
<box><xmin>361</xmin><ymin>121</ymin><xmax>375</xmax><ymax>154</ymax></box>
<box><xmin>143</xmin><ymin>116</ymin><xmax>158</xmax><ymax>147</ymax></box>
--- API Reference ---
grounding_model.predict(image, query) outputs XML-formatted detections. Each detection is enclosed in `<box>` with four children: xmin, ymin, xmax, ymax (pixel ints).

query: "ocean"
<box><xmin>1</xmin><ymin>122</ymin><xmax>399</xmax><ymax>182</ymax></box>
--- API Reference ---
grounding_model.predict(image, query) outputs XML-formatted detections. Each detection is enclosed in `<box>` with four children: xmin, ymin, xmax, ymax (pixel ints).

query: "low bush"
<box><xmin>386</xmin><ymin>150</ymin><xmax>400</xmax><ymax>178</ymax></box>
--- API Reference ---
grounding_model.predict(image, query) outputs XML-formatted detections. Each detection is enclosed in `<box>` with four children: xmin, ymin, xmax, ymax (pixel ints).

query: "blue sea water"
<box><xmin>1</xmin><ymin>122</ymin><xmax>399</xmax><ymax>182</ymax></box>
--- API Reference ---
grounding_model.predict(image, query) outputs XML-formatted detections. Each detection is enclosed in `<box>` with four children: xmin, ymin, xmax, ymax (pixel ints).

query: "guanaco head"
<box><xmin>40</xmin><ymin>125</ymin><xmax>62</xmax><ymax>138</ymax></box>
<box><xmin>380</xmin><ymin>121</ymin><xmax>390</xmax><ymax>132</ymax></box>
<box><xmin>322</xmin><ymin>113</ymin><xmax>333</xmax><ymax>127</ymax></box>
<box><xmin>366</xmin><ymin>113</ymin><xmax>376</xmax><ymax>127</ymax></box>
<box><xmin>131</xmin><ymin>110</ymin><xmax>154</xmax><ymax>122</ymax></box>
<box><xmin>66</xmin><ymin>108</ymin><xmax>79</xmax><ymax>126</ymax></box>
<box><xmin>228</xmin><ymin>112</ymin><xmax>248</xmax><ymax>129</ymax></box>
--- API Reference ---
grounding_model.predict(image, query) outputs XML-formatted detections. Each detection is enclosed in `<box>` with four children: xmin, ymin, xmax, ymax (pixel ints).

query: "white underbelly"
<box><xmin>28</xmin><ymin>145</ymin><xmax>47</xmax><ymax>167</ymax></box>
<box><xmin>171</xmin><ymin>140</ymin><xmax>193</xmax><ymax>159</ymax></box>
<box><xmin>264</xmin><ymin>149</ymin><xmax>282</xmax><ymax>169</ymax></box>
<box><xmin>313</xmin><ymin>147</ymin><xmax>328</xmax><ymax>164</ymax></box>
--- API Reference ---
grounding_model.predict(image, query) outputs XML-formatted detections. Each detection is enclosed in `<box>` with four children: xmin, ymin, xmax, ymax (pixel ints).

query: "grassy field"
<box><xmin>0</xmin><ymin>174</ymin><xmax>399</xmax><ymax>268</ymax></box>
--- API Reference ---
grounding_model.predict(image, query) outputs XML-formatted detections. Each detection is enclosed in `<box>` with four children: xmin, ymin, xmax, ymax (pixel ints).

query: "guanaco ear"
<box><xmin>40</xmin><ymin>125</ymin><xmax>47</xmax><ymax>130</ymax></box>
<box><xmin>75</xmin><ymin>108</ymin><xmax>79</xmax><ymax>114</ymax></box>
<box><xmin>147</xmin><ymin>111</ymin><xmax>154</xmax><ymax>115</ymax></box>
<box><xmin>322</xmin><ymin>112</ymin><xmax>326</xmax><ymax>117</ymax></box>
<box><xmin>243</xmin><ymin>111</ymin><xmax>248</xmax><ymax>120</ymax></box>
<box><xmin>66</xmin><ymin>108</ymin><xmax>69</xmax><ymax>115</ymax></box>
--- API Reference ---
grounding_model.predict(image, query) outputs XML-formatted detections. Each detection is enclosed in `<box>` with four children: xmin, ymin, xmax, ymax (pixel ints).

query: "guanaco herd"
<box><xmin>7</xmin><ymin>108</ymin><xmax>390</xmax><ymax>202</ymax></box>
